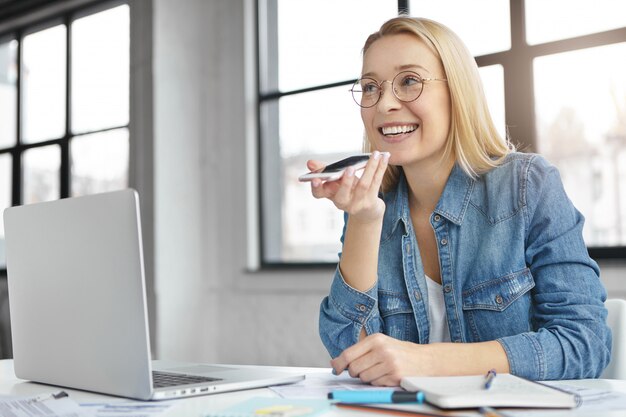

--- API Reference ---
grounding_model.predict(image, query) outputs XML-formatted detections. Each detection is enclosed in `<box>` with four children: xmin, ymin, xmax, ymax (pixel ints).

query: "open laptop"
<box><xmin>3</xmin><ymin>189</ymin><xmax>304</xmax><ymax>400</ymax></box>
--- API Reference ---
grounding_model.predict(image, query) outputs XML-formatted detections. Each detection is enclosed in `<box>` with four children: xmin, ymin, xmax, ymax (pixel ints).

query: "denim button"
<box><xmin>443</xmin><ymin>284</ymin><xmax>452</xmax><ymax>293</ymax></box>
<box><xmin>434</xmin><ymin>214</ymin><xmax>441</xmax><ymax>222</ymax></box>
<box><xmin>440</xmin><ymin>238</ymin><xmax>448</xmax><ymax>246</ymax></box>
<box><xmin>495</xmin><ymin>295</ymin><xmax>503</xmax><ymax>304</ymax></box>
<box><xmin>414</xmin><ymin>291</ymin><xmax>422</xmax><ymax>301</ymax></box>
<box><xmin>357</xmin><ymin>304</ymin><xmax>367</xmax><ymax>312</ymax></box>
<box><xmin>405</xmin><ymin>243</ymin><xmax>411</xmax><ymax>254</ymax></box>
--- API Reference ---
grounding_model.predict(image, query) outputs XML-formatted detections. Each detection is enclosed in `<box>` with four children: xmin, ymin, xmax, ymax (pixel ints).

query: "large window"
<box><xmin>258</xmin><ymin>0</ymin><xmax>626</xmax><ymax>266</ymax></box>
<box><xmin>0</xmin><ymin>2</ymin><xmax>129</xmax><ymax>269</ymax></box>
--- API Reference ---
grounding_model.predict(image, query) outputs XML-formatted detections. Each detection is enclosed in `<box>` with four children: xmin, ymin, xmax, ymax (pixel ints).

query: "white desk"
<box><xmin>2</xmin><ymin>359</ymin><xmax>626</xmax><ymax>416</ymax></box>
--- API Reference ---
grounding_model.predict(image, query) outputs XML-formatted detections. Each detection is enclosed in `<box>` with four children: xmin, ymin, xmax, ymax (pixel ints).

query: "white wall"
<box><xmin>153</xmin><ymin>0</ymin><xmax>332</xmax><ymax>367</ymax></box>
<box><xmin>151</xmin><ymin>0</ymin><xmax>626</xmax><ymax>367</ymax></box>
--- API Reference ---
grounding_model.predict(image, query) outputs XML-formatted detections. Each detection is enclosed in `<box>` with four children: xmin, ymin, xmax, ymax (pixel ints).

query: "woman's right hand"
<box><xmin>308</xmin><ymin>151</ymin><xmax>390</xmax><ymax>223</ymax></box>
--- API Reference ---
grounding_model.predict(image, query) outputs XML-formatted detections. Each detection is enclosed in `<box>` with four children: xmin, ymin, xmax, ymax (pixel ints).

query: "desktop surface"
<box><xmin>2</xmin><ymin>359</ymin><xmax>626</xmax><ymax>416</ymax></box>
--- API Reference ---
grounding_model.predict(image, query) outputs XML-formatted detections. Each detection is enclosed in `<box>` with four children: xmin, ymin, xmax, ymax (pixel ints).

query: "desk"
<box><xmin>2</xmin><ymin>359</ymin><xmax>626</xmax><ymax>416</ymax></box>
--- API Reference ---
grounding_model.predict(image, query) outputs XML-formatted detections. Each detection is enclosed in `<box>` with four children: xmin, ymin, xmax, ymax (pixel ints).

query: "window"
<box><xmin>258</xmin><ymin>0</ymin><xmax>626</xmax><ymax>266</ymax></box>
<box><xmin>0</xmin><ymin>2</ymin><xmax>130</xmax><ymax>269</ymax></box>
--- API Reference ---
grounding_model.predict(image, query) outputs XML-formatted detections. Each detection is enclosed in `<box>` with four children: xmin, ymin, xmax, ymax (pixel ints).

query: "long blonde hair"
<box><xmin>362</xmin><ymin>17</ymin><xmax>514</xmax><ymax>192</ymax></box>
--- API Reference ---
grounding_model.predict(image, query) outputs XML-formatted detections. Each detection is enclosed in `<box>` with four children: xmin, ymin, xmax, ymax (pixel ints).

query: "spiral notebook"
<box><xmin>400</xmin><ymin>374</ymin><xmax>581</xmax><ymax>409</ymax></box>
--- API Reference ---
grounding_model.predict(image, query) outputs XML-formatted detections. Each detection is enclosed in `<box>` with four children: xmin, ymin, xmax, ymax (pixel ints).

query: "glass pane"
<box><xmin>0</xmin><ymin>40</ymin><xmax>17</xmax><ymax>149</ymax></box>
<box><xmin>409</xmin><ymin>0</ymin><xmax>510</xmax><ymax>56</ymax></box>
<box><xmin>275</xmin><ymin>0</ymin><xmax>397</xmax><ymax>92</ymax></box>
<box><xmin>22</xmin><ymin>25</ymin><xmax>67</xmax><ymax>143</ymax></box>
<box><xmin>526</xmin><ymin>0</ymin><xmax>626</xmax><ymax>45</ymax></box>
<box><xmin>534</xmin><ymin>43</ymin><xmax>626</xmax><ymax>246</ymax></box>
<box><xmin>71</xmin><ymin>128</ymin><xmax>129</xmax><ymax>197</ymax></box>
<box><xmin>23</xmin><ymin>145</ymin><xmax>60</xmax><ymax>204</ymax></box>
<box><xmin>272</xmin><ymin>86</ymin><xmax>364</xmax><ymax>262</ymax></box>
<box><xmin>72</xmin><ymin>6</ymin><xmax>129</xmax><ymax>133</ymax></box>
<box><xmin>0</xmin><ymin>154</ymin><xmax>10</xmax><ymax>268</ymax></box>
<box><xmin>478</xmin><ymin>64</ymin><xmax>506</xmax><ymax>139</ymax></box>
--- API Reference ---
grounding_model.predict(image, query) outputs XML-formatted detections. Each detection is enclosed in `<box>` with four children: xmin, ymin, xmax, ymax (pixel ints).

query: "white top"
<box><xmin>425</xmin><ymin>275</ymin><xmax>451</xmax><ymax>343</ymax></box>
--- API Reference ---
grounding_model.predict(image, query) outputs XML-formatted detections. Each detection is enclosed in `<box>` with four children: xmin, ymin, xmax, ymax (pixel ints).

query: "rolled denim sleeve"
<box><xmin>497</xmin><ymin>155</ymin><xmax>611</xmax><ymax>380</ymax></box>
<box><xmin>319</xmin><ymin>267</ymin><xmax>382</xmax><ymax>358</ymax></box>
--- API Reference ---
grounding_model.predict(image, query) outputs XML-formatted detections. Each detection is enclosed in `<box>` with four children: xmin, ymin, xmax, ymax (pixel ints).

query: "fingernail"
<box><xmin>331</xmin><ymin>368</ymin><xmax>337</xmax><ymax>375</ymax></box>
<box><xmin>346</xmin><ymin>166</ymin><xmax>355</xmax><ymax>177</ymax></box>
<box><xmin>373</xmin><ymin>150</ymin><xmax>381</xmax><ymax>160</ymax></box>
<box><xmin>382</xmin><ymin>152</ymin><xmax>390</xmax><ymax>160</ymax></box>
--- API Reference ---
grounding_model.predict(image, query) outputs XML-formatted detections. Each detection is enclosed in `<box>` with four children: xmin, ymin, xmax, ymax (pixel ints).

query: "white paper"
<box><xmin>79</xmin><ymin>402</ymin><xmax>175</xmax><ymax>417</ymax></box>
<box><xmin>269</xmin><ymin>370</ymin><xmax>394</xmax><ymax>399</ymax></box>
<box><xmin>0</xmin><ymin>393</ymin><xmax>89</xmax><ymax>417</ymax></box>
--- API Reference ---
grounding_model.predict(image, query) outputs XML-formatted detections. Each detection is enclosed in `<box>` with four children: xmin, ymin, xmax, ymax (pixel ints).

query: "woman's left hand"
<box><xmin>330</xmin><ymin>333</ymin><xmax>434</xmax><ymax>386</ymax></box>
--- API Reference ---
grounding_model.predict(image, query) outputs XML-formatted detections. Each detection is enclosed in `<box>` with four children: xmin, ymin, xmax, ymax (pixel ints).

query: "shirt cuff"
<box><xmin>497</xmin><ymin>333</ymin><xmax>546</xmax><ymax>380</ymax></box>
<box><xmin>329</xmin><ymin>266</ymin><xmax>378</xmax><ymax>331</ymax></box>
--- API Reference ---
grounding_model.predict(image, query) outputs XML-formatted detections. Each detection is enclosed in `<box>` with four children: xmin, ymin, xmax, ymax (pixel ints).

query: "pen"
<box><xmin>30</xmin><ymin>391</ymin><xmax>68</xmax><ymax>403</ymax></box>
<box><xmin>328</xmin><ymin>390</ymin><xmax>425</xmax><ymax>404</ymax></box>
<box><xmin>483</xmin><ymin>369</ymin><xmax>497</xmax><ymax>390</ymax></box>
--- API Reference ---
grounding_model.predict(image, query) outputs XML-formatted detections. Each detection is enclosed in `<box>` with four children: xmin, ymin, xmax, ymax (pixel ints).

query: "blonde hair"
<box><xmin>362</xmin><ymin>17</ymin><xmax>514</xmax><ymax>192</ymax></box>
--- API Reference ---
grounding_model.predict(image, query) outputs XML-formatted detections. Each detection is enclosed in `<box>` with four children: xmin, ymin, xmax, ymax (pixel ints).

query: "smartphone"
<box><xmin>298</xmin><ymin>153</ymin><xmax>372</xmax><ymax>182</ymax></box>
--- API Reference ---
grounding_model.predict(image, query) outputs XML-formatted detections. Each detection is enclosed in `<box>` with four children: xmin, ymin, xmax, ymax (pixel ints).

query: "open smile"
<box><xmin>379</xmin><ymin>124</ymin><xmax>418</xmax><ymax>137</ymax></box>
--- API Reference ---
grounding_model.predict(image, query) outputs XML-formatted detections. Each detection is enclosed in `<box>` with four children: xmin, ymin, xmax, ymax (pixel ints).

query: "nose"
<box><xmin>376</xmin><ymin>80</ymin><xmax>401</xmax><ymax>112</ymax></box>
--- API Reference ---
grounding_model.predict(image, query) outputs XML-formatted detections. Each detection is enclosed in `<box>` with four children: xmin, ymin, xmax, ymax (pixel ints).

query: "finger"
<box><xmin>370</xmin><ymin>152</ymin><xmax>390</xmax><ymax>190</ymax></box>
<box><xmin>352</xmin><ymin>151</ymin><xmax>383</xmax><ymax>197</ymax></box>
<box><xmin>356</xmin><ymin>360</ymin><xmax>392</xmax><ymax>384</ymax></box>
<box><xmin>330</xmin><ymin>335</ymin><xmax>376</xmax><ymax>374</ymax></box>
<box><xmin>331</xmin><ymin>166</ymin><xmax>357</xmax><ymax>207</ymax></box>
<box><xmin>307</xmin><ymin>159</ymin><xmax>325</xmax><ymax>171</ymax></box>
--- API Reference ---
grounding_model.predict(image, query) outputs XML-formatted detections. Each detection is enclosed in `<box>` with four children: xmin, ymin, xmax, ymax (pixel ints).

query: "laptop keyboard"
<box><xmin>152</xmin><ymin>371</ymin><xmax>222</xmax><ymax>388</ymax></box>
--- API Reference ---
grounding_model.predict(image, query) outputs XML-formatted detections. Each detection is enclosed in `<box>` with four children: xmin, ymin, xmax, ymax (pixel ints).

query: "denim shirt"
<box><xmin>319</xmin><ymin>152</ymin><xmax>611</xmax><ymax>381</ymax></box>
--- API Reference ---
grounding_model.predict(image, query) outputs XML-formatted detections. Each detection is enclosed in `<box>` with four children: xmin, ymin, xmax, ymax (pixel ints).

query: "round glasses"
<box><xmin>350</xmin><ymin>71</ymin><xmax>447</xmax><ymax>108</ymax></box>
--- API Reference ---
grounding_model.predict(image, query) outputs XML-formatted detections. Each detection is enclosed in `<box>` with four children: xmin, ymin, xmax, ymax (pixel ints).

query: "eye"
<box><xmin>399</xmin><ymin>73</ymin><xmax>422</xmax><ymax>88</ymax></box>
<box><xmin>361</xmin><ymin>80</ymin><xmax>380</xmax><ymax>95</ymax></box>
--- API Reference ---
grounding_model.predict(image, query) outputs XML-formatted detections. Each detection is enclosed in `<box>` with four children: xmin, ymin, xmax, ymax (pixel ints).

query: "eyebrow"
<box><xmin>362</xmin><ymin>64</ymin><xmax>430</xmax><ymax>78</ymax></box>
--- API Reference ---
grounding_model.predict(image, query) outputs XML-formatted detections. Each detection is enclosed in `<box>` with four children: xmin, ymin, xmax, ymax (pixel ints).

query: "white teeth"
<box><xmin>381</xmin><ymin>125</ymin><xmax>417</xmax><ymax>135</ymax></box>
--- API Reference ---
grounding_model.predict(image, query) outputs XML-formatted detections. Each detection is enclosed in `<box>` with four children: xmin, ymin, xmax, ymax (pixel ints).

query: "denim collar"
<box><xmin>389</xmin><ymin>164</ymin><xmax>475</xmax><ymax>229</ymax></box>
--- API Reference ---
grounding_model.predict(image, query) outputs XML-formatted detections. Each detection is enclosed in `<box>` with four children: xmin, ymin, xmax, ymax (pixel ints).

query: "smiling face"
<box><xmin>361</xmin><ymin>33</ymin><xmax>452</xmax><ymax>170</ymax></box>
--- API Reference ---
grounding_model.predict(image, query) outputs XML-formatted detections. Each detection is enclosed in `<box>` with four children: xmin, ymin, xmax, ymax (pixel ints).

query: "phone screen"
<box><xmin>321</xmin><ymin>155</ymin><xmax>371</xmax><ymax>173</ymax></box>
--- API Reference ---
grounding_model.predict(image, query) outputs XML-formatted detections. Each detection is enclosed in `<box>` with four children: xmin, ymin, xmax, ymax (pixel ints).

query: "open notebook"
<box><xmin>401</xmin><ymin>374</ymin><xmax>581</xmax><ymax>409</ymax></box>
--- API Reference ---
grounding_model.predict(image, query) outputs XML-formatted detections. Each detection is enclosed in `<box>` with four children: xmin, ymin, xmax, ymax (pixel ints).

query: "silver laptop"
<box><xmin>3</xmin><ymin>189</ymin><xmax>304</xmax><ymax>400</ymax></box>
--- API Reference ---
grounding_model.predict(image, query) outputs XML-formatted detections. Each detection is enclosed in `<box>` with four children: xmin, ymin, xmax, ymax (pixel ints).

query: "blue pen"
<box><xmin>484</xmin><ymin>369</ymin><xmax>497</xmax><ymax>390</ymax></box>
<box><xmin>328</xmin><ymin>390</ymin><xmax>425</xmax><ymax>404</ymax></box>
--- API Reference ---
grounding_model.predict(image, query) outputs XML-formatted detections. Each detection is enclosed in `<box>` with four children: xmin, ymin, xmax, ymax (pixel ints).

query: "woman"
<box><xmin>309</xmin><ymin>16</ymin><xmax>611</xmax><ymax>386</ymax></box>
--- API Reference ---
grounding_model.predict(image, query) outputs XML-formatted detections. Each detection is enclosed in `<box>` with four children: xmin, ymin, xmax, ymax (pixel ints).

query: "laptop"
<box><xmin>3</xmin><ymin>189</ymin><xmax>304</xmax><ymax>400</ymax></box>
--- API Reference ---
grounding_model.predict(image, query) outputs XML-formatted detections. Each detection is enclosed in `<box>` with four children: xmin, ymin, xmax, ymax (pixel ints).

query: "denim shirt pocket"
<box><xmin>378</xmin><ymin>289</ymin><xmax>419</xmax><ymax>342</ymax></box>
<box><xmin>462</xmin><ymin>268</ymin><xmax>535</xmax><ymax>342</ymax></box>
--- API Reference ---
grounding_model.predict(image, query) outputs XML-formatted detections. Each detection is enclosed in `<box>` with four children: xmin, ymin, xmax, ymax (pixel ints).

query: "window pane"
<box><xmin>263</xmin><ymin>86</ymin><xmax>363</xmax><ymax>262</ymax></box>
<box><xmin>0</xmin><ymin>40</ymin><xmax>17</xmax><ymax>149</ymax></box>
<box><xmin>0</xmin><ymin>153</ymin><xmax>10</xmax><ymax>268</ymax></box>
<box><xmin>22</xmin><ymin>25</ymin><xmax>66</xmax><ymax>143</ymax></box>
<box><xmin>478</xmin><ymin>64</ymin><xmax>506</xmax><ymax>139</ymax></box>
<box><xmin>525</xmin><ymin>0</ymin><xmax>626</xmax><ymax>45</ymax></box>
<box><xmin>23</xmin><ymin>145</ymin><xmax>60</xmax><ymax>204</ymax></box>
<box><xmin>72</xmin><ymin>6</ymin><xmax>129</xmax><ymax>134</ymax></box>
<box><xmin>71</xmin><ymin>128</ymin><xmax>129</xmax><ymax>197</ymax></box>
<box><xmin>274</xmin><ymin>0</ymin><xmax>397</xmax><ymax>92</ymax></box>
<box><xmin>409</xmin><ymin>0</ymin><xmax>510</xmax><ymax>56</ymax></box>
<box><xmin>534</xmin><ymin>43</ymin><xmax>626</xmax><ymax>246</ymax></box>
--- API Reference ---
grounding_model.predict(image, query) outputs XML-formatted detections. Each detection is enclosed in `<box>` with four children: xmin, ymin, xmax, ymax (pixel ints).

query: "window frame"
<box><xmin>258</xmin><ymin>0</ymin><xmax>626</xmax><ymax>267</ymax></box>
<box><xmin>0</xmin><ymin>0</ymin><xmax>131</xmax><ymax>274</ymax></box>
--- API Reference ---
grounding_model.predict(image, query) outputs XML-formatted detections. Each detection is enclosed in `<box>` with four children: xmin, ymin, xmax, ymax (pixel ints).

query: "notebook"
<box><xmin>3</xmin><ymin>189</ymin><xmax>304</xmax><ymax>401</ymax></box>
<box><xmin>401</xmin><ymin>374</ymin><xmax>581</xmax><ymax>409</ymax></box>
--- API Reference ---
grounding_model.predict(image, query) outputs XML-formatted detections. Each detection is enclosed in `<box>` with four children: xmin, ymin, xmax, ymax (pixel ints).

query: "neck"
<box><xmin>404</xmin><ymin>156</ymin><xmax>455</xmax><ymax>214</ymax></box>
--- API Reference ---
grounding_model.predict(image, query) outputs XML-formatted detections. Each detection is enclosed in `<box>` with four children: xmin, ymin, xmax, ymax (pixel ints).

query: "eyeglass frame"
<box><xmin>349</xmin><ymin>70</ymin><xmax>448</xmax><ymax>108</ymax></box>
